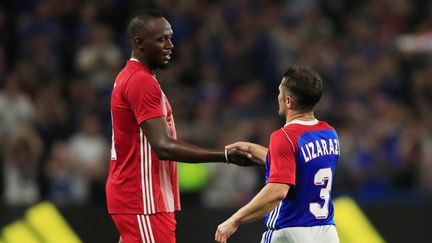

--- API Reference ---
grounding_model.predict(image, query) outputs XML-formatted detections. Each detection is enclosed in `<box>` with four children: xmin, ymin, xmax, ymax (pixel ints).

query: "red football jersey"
<box><xmin>106</xmin><ymin>60</ymin><xmax>180</xmax><ymax>215</ymax></box>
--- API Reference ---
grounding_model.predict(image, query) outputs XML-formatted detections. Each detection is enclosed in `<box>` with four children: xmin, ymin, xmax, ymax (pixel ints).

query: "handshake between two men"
<box><xmin>224</xmin><ymin>142</ymin><xmax>268</xmax><ymax>167</ymax></box>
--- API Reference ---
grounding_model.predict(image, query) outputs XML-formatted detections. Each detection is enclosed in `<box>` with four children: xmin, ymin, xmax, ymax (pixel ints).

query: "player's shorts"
<box><xmin>260</xmin><ymin>225</ymin><xmax>339</xmax><ymax>243</ymax></box>
<box><xmin>111</xmin><ymin>212</ymin><xmax>176</xmax><ymax>243</ymax></box>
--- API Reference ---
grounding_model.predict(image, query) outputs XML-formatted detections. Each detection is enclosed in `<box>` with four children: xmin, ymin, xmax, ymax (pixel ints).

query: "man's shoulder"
<box><xmin>116</xmin><ymin>66</ymin><xmax>159</xmax><ymax>92</ymax></box>
<box><xmin>270</xmin><ymin>128</ymin><xmax>286</xmax><ymax>139</ymax></box>
<box><xmin>128</xmin><ymin>69</ymin><xmax>157</xmax><ymax>84</ymax></box>
<box><xmin>270</xmin><ymin>128</ymin><xmax>296</xmax><ymax>145</ymax></box>
<box><xmin>316</xmin><ymin>120</ymin><xmax>335</xmax><ymax>130</ymax></box>
<box><xmin>120</xmin><ymin>64</ymin><xmax>154</xmax><ymax>82</ymax></box>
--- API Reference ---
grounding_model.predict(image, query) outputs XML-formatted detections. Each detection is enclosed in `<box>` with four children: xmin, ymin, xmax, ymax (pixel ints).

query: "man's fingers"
<box><xmin>215</xmin><ymin>225</ymin><xmax>230</xmax><ymax>243</ymax></box>
<box><xmin>215</xmin><ymin>229</ymin><xmax>224</xmax><ymax>243</ymax></box>
<box><xmin>216</xmin><ymin>235</ymin><xmax>226</xmax><ymax>243</ymax></box>
<box><xmin>226</xmin><ymin>142</ymin><xmax>249</xmax><ymax>150</ymax></box>
<box><xmin>236</xmin><ymin>150</ymin><xmax>254</xmax><ymax>160</ymax></box>
<box><xmin>225</xmin><ymin>142</ymin><xmax>242</xmax><ymax>149</ymax></box>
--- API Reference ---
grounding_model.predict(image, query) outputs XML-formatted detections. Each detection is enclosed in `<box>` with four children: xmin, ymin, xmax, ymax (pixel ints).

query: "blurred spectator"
<box><xmin>201</xmin><ymin>121</ymin><xmax>261</xmax><ymax>208</ymax></box>
<box><xmin>419</xmin><ymin>124</ymin><xmax>432</xmax><ymax>192</ymax></box>
<box><xmin>67</xmin><ymin>113</ymin><xmax>108</xmax><ymax>204</ymax></box>
<box><xmin>45</xmin><ymin>140</ymin><xmax>74</xmax><ymax>205</ymax></box>
<box><xmin>0</xmin><ymin>47</ymin><xmax>6</xmax><ymax>85</ymax></box>
<box><xmin>0</xmin><ymin>73</ymin><xmax>34</xmax><ymax>144</ymax></box>
<box><xmin>75</xmin><ymin>1</ymin><xmax>101</xmax><ymax>45</ymax></box>
<box><xmin>34</xmin><ymin>79</ymin><xmax>70</xmax><ymax>139</ymax></box>
<box><xmin>33</xmin><ymin>78</ymin><xmax>72</xmax><ymax>198</ymax></box>
<box><xmin>2</xmin><ymin>123</ymin><xmax>43</xmax><ymax>205</ymax></box>
<box><xmin>76</xmin><ymin>23</ymin><xmax>122</xmax><ymax>88</ymax></box>
<box><xmin>46</xmin><ymin>113</ymin><xmax>108</xmax><ymax>205</ymax></box>
<box><xmin>202</xmin><ymin>163</ymin><xmax>259</xmax><ymax>208</ymax></box>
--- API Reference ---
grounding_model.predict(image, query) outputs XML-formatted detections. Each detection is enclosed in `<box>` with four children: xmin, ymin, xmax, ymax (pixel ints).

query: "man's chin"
<box><xmin>156</xmin><ymin>63</ymin><xmax>169</xmax><ymax>70</ymax></box>
<box><xmin>158</xmin><ymin>62</ymin><xmax>169</xmax><ymax>69</ymax></box>
<box><xmin>150</xmin><ymin>61</ymin><xmax>170</xmax><ymax>70</ymax></box>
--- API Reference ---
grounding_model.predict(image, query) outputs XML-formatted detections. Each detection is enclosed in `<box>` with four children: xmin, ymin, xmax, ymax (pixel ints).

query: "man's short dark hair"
<box><xmin>126</xmin><ymin>9</ymin><xmax>163</xmax><ymax>40</ymax></box>
<box><xmin>282</xmin><ymin>65</ymin><xmax>323</xmax><ymax>111</ymax></box>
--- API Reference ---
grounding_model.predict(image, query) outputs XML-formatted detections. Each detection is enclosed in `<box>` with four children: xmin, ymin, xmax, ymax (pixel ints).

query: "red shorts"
<box><xmin>111</xmin><ymin>212</ymin><xmax>176</xmax><ymax>243</ymax></box>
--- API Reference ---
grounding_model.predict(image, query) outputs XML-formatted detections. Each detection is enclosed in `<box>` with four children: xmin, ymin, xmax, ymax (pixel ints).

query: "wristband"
<box><xmin>224</xmin><ymin>148</ymin><xmax>230</xmax><ymax>163</ymax></box>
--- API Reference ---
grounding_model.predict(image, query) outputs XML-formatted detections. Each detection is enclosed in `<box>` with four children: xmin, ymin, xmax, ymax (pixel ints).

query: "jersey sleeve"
<box><xmin>124</xmin><ymin>71</ymin><xmax>165</xmax><ymax>124</ymax></box>
<box><xmin>267</xmin><ymin>130</ymin><xmax>296</xmax><ymax>186</ymax></box>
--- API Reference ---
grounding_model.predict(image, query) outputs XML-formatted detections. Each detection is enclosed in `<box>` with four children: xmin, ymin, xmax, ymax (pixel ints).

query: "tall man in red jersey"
<box><xmin>106</xmin><ymin>9</ymin><xmax>258</xmax><ymax>243</ymax></box>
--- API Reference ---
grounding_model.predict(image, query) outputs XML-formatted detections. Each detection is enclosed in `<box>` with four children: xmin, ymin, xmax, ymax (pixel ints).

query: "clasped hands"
<box><xmin>225</xmin><ymin>142</ymin><xmax>267</xmax><ymax>166</ymax></box>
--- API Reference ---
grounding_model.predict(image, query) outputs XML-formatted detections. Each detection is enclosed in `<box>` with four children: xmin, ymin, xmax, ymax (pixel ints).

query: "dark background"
<box><xmin>1</xmin><ymin>0</ymin><xmax>432</xmax><ymax>242</ymax></box>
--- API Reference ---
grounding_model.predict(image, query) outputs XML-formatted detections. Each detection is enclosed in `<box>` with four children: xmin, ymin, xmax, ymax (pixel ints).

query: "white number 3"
<box><xmin>309</xmin><ymin>168</ymin><xmax>333</xmax><ymax>219</ymax></box>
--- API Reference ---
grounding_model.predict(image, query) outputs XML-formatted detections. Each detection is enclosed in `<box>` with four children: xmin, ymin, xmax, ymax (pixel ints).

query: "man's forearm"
<box><xmin>141</xmin><ymin>117</ymin><xmax>226</xmax><ymax>163</ymax></box>
<box><xmin>140</xmin><ymin>117</ymin><xmax>257</xmax><ymax>165</ymax></box>
<box><xmin>155</xmin><ymin>137</ymin><xmax>225</xmax><ymax>163</ymax></box>
<box><xmin>229</xmin><ymin>183</ymin><xmax>289</xmax><ymax>225</ymax></box>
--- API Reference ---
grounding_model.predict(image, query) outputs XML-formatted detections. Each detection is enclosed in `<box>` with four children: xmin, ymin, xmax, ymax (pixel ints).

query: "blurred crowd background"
<box><xmin>0</xmin><ymin>0</ymin><xmax>431</xmax><ymax>210</ymax></box>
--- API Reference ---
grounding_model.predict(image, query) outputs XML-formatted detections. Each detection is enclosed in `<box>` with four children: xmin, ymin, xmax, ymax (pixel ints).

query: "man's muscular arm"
<box><xmin>141</xmin><ymin>117</ymin><xmax>256</xmax><ymax>165</ymax></box>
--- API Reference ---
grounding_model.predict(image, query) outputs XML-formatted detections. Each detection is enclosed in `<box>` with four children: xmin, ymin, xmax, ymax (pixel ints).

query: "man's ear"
<box><xmin>133</xmin><ymin>37</ymin><xmax>144</xmax><ymax>50</ymax></box>
<box><xmin>286</xmin><ymin>95</ymin><xmax>294</xmax><ymax>109</ymax></box>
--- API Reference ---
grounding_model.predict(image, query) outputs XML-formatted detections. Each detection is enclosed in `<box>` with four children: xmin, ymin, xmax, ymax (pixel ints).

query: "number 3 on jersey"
<box><xmin>309</xmin><ymin>168</ymin><xmax>332</xmax><ymax>219</ymax></box>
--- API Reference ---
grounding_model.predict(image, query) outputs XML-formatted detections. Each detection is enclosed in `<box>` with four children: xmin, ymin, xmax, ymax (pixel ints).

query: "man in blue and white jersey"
<box><xmin>215</xmin><ymin>65</ymin><xmax>340</xmax><ymax>243</ymax></box>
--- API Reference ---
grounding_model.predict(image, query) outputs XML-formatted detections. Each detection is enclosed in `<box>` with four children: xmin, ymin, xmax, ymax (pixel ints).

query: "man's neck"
<box><xmin>285</xmin><ymin>111</ymin><xmax>315</xmax><ymax>124</ymax></box>
<box><xmin>131</xmin><ymin>52</ymin><xmax>154</xmax><ymax>72</ymax></box>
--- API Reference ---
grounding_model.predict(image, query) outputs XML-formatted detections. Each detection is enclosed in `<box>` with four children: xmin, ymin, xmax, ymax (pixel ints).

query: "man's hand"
<box><xmin>227</xmin><ymin>148</ymin><xmax>261</xmax><ymax>166</ymax></box>
<box><xmin>215</xmin><ymin>218</ymin><xmax>239</xmax><ymax>243</ymax></box>
<box><xmin>226</xmin><ymin>142</ymin><xmax>268</xmax><ymax>165</ymax></box>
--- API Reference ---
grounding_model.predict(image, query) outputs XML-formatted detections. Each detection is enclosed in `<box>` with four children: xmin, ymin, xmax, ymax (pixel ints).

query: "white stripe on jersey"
<box><xmin>140</xmin><ymin>129</ymin><xmax>156</xmax><ymax>214</ymax></box>
<box><xmin>143</xmin><ymin>215</ymin><xmax>155</xmax><ymax>243</ymax></box>
<box><xmin>160</xmin><ymin>161</ymin><xmax>175</xmax><ymax>211</ymax></box>
<box><xmin>140</xmin><ymin>129</ymin><xmax>148</xmax><ymax>214</ymax></box>
<box><xmin>146</xmin><ymin>137</ymin><xmax>156</xmax><ymax>213</ymax></box>
<box><xmin>144</xmin><ymin>135</ymin><xmax>151</xmax><ymax>213</ymax></box>
<box><xmin>280</xmin><ymin>128</ymin><xmax>295</xmax><ymax>152</ymax></box>
<box><xmin>110</xmin><ymin>111</ymin><xmax>117</xmax><ymax>160</ymax></box>
<box><xmin>273</xmin><ymin>203</ymin><xmax>282</xmax><ymax>228</ymax></box>
<box><xmin>267</xmin><ymin>202</ymin><xmax>282</xmax><ymax>229</ymax></box>
<box><xmin>267</xmin><ymin>208</ymin><xmax>275</xmax><ymax>228</ymax></box>
<box><xmin>264</xmin><ymin>229</ymin><xmax>274</xmax><ymax>243</ymax></box>
<box><xmin>264</xmin><ymin>230</ymin><xmax>269</xmax><ymax>243</ymax></box>
<box><xmin>137</xmin><ymin>215</ymin><xmax>150</xmax><ymax>243</ymax></box>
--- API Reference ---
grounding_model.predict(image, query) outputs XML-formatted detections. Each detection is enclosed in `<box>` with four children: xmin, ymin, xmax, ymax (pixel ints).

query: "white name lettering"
<box><xmin>316</xmin><ymin>140</ymin><xmax>323</xmax><ymax>157</ymax></box>
<box><xmin>309</xmin><ymin>142</ymin><xmax>317</xmax><ymax>159</ymax></box>
<box><xmin>302</xmin><ymin>138</ymin><xmax>339</xmax><ymax>162</ymax></box>
<box><xmin>321</xmin><ymin>139</ymin><xmax>328</xmax><ymax>155</ymax></box>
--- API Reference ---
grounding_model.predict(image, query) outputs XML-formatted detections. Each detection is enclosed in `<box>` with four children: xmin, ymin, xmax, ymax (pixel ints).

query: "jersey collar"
<box><xmin>129</xmin><ymin>58</ymin><xmax>154</xmax><ymax>75</ymax></box>
<box><xmin>284</xmin><ymin>119</ymin><xmax>319</xmax><ymax>126</ymax></box>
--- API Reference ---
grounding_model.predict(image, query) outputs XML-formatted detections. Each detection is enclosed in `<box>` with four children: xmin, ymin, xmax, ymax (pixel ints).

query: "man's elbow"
<box><xmin>274</xmin><ymin>191</ymin><xmax>288</xmax><ymax>201</ymax></box>
<box><xmin>272</xmin><ymin>186</ymin><xmax>289</xmax><ymax>201</ymax></box>
<box><xmin>151</xmin><ymin>141</ymin><xmax>175</xmax><ymax>161</ymax></box>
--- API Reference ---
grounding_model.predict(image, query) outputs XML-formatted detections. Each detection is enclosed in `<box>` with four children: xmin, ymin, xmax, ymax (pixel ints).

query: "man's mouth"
<box><xmin>163</xmin><ymin>52</ymin><xmax>171</xmax><ymax>61</ymax></box>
